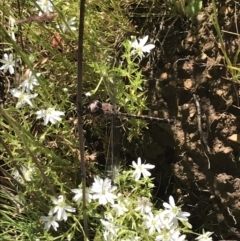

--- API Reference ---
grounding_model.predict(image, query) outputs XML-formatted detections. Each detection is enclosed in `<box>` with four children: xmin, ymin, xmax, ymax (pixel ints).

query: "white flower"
<box><xmin>195</xmin><ymin>230</ymin><xmax>213</xmax><ymax>241</ymax></box>
<box><xmin>159</xmin><ymin>210</ymin><xmax>175</xmax><ymax>229</ymax></box>
<box><xmin>155</xmin><ymin>228</ymin><xmax>186</xmax><ymax>241</ymax></box>
<box><xmin>112</xmin><ymin>200</ymin><xmax>128</xmax><ymax>217</ymax></box>
<box><xmin>19</xmin><ymin>71</ymin><xmax>40</xmax><ymax>92</ymax></box>
<box><xmin>163</xmin><ymin>196</ymin><xmax>190</xmax><ymax>225</ymax></box>
<box><xmin>10</xmin><ymin>88</ymin><xmax>38</xmax><ymax>108</ymax></box>
<box><xmin>36</xmin><ymin>0</ymin><xmax>53</xmax><ymax>16</ymax></box>
<box><xmin>85</xmin><ymin>92</ymin><xmax>91</xmax><ymax>97</ymax></box>
<box><xmin>91</xmin><ymin>176</ymin><xmax>117</xmax><ymax>205</ymax></box>
<box><xmin>56</xmin><ymin>17</ymin><xmax>77</xmax><ymax>33</ymax></box>
<box><xmin>71</xmin><ymin>187</ymin><xmax>92</xmax><ymax>205</ymax></box>
<box><xmin>135</xmin><ymin>196</ymin><xmax>153</xmax><ymax>215</ymax></box>
<box><xmin>11</xmin><ymin>165</ymin><xmax>34</xmax><ymax>183</ymax></box>
<box><xmin>143</xmin><ymin>212</ymin><xmax>162</xmax><ymax>235</ymax></box>
<box><xmin>130</xmin><ymin>35</ymin><xmax>155</xmax><ymax>59</ymax></box>
<box><xmin>36</xmin><ymin>108</ymin><xmax>64</xmax><ymax>125</ymax></box>
<box><xmin>49</xmin><ymin>195</ymin><xmax>76</xmax><ymax>221</ymax></box>
<box><xmin>40</xmin><ymin>213</ymin><xmax>59</xmax><ymax>231</ymax></box>
<box><xmin>101</xmin><ymin>214</ymin><xmax>119</xmax><ymax>241</ymax></box>
<box><xmin>0</xmin><ymin>53</ymin><xmax>20</xmax><ymax>74</ymax></box>
<box><xmin>132</xmin><ymin>157</ymin><xmax>155</xmax><ymax>181</ymax></box>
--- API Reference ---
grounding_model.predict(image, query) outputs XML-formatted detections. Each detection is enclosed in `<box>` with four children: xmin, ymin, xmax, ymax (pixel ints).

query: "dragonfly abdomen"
<box><xmin>87</xmin><ymin>100</ymin><xmax>176</xmax><ymax>125</ymax></box>
<box><xmin>116</xmin><ymin>112</ymin><xmax>176</xmax><ymax>124</ymax></box>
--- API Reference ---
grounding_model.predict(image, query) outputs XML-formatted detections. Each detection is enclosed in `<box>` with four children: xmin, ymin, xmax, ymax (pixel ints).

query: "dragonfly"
<box><xmin>87</xmin><ymin>99</ymin><xmax>176</xmax><ymax>180</ymax></box>
<box><xmin>88</xmin><ymin>100</ymin><xmax>176</xmax><ymax>125</ymax></box>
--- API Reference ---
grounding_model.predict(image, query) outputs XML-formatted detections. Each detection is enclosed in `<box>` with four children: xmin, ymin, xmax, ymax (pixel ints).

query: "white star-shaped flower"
<box><xmin>56</xmin><ymin>17</ymin><xmax>77</xmax><ymax>33</ymax></box>
<box><xmin>155</xmin><ymin>228</ymin><xmax>186</xmax><ymax>241</ymax></box>
<box><xmin>163</xmin><ymin>196</ymin><xmax>190</xmax><ymax>225</ymax></box>
<box><xmin>19</xmin><ymin>71</ymin><xmax>40</xmax><ymax>92</ymax></box>
<box><xmin>10</xmin><ymin>88</ymin><xmax>38</xmax><ymax>108</ymax></box>
<box><xmin>36</xmin><ymin>107</ymin><xmax>64</xmax><ymax>125</ymax></box>
<box><xmin>132</xmin><ymin>157</ymin><xmax>155</xmax><ymax>181</ymax></box>
<box><xmin>195</xmin><ymin>230</ymin><xmax>213</xmax><ymax>241</ymax></box>
<box><xmin>135</xmin><ymin>196</ymin><xmax>153</xmax><ymax>215</ymax></box>
<box><xmin>71</xmin><ymin>187</ymin><xmax>92</xmax><ymax>205</ymax></box>
<box><xmin>36</xmin><ymin>0</ymin><xmax>53</xmax><ymax>16</ymax></box>
<box><xmin>143</xmin><ymin>212</ymin><xmax>162</xmax><ymax>235</ymax></box>
<box><xmin>0</xmin><ymin>53</ymin><xmax>20</xmax><ymax>74</ymax></box>
<box><xmin>130</xmin><ymin>35</ymin><xmax>155</xmax><ymax>59</ymax></box>
<box><xmin>40</xmin><ymin>213</ymin><xmax>59</xmax><ymax>231</ymax></box>
<box><xmin>101</xmin><ymin>213</ymin><xmax>119</xmax><ymax>241</ymax></box>
<box><xmin>91</xmin><ymin>176</ymin><xmax>117</xmax><ymax>205</ymax></box>
<box><xmin>159</xmin><ymin>209</ymin><xmax>175</xmax><ymax>229</ymax></box>
<box><xmin>112</xmin><ymin>200</ymin><xmax>128</xmax><ymax>217</ymax></box>
<box><xmin>49</xmin><ymin>195</ymin><xmax>76</xmax><ymax>221</ymax></box>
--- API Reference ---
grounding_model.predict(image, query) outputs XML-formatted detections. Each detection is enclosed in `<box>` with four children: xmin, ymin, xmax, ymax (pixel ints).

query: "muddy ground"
<box><xmin>125</xmin><ymin>0</ymin><xmax>240</xmax><ymax>240</ymax></box>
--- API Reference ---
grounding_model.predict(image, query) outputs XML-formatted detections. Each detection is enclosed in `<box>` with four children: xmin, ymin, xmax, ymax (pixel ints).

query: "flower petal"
<box><xmin>139</xmin><ymin>35</ymin><xmax>149</xmax><ymax>46</ymax></box>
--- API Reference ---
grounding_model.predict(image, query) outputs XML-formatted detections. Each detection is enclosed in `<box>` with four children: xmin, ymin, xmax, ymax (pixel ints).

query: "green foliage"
<box><xmin>89</xmin><ymin>38</ymin><xmax>149</xmax><ymax>141</ymax></box>
<box><xmin>163</xmin><ymin>0</ymin><xmax>202</xmax><ymax>18</ymax></box>
<box><xmin>210</xmin><ymin>0</ymin><xmax>240</xmax><ymax>82</ymax></box>
<box><xmin>185</xmin><ymin>0</ymin><xmax>203</xmax><ymax>18</ymax></box>
<box><xmin>0</xmin><ymin>0</ymin><xmax>154</xmax><ymax>238</ymax></box>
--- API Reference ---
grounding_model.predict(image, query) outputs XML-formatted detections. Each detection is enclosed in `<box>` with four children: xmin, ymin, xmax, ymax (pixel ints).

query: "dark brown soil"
<box><xmin>129</xmin><ymin>1</ymin><xmax>240</xmax><ymax>240</ymax></box>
